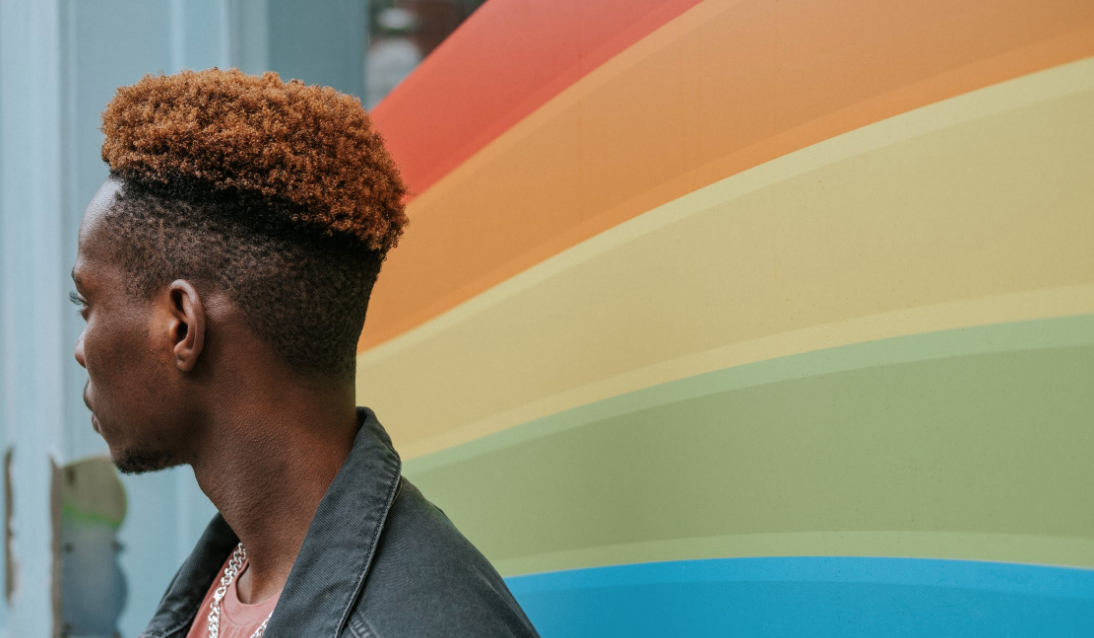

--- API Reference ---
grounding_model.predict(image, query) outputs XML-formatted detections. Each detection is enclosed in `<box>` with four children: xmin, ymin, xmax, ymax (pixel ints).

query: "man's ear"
<box><xmin>167</xmin><ymin>280</ymin><xmax>205</xmax><ymax>372</ymax></box>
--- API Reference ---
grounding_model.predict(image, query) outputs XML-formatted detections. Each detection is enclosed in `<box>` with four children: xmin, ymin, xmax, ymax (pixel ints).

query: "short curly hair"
<box><xmin>98</xmin><ymin>68</ymin><xmax>407</xmax><ymax>376</ymax></box>
<box><xmin>102</xmin><ymin>68</ymin><xmax>407</xmax><ymax>251</ymax></box>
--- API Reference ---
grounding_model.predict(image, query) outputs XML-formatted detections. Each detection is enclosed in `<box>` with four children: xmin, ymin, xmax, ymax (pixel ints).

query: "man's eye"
<box><xmin>69</xmin><ymin>290</ymin><xmax>88</xmax><ymax>313</ymax></box>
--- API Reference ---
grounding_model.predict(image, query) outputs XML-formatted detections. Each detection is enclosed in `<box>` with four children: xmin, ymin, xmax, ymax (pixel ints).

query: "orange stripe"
<box><xmin>360</xmin><ymin>0</ymin><xmax>1094</xmax><ymax>352</ymax></box>
<box><xmin>370</xmin><ymin>0</ymin><xmax>705</xmax><ymax>196</ymax></box>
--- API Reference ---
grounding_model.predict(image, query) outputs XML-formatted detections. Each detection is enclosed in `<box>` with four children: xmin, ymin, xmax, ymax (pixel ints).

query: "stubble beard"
<box><xmin>113</xmin><ymin>448</ymin><xmax>178</xmax><ymax>475</ymax></box>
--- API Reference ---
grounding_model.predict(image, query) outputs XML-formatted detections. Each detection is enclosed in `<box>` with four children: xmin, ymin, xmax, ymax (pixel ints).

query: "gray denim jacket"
<box><xmin>138</xmin><ymin>408</ymin><xmax>540</xmax><ymax>638</ymax></box>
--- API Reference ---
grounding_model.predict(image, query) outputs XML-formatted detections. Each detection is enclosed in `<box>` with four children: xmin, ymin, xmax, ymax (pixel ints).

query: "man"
<box><xmin>71</xmin><ymin>69</ymin><xmax>539</xmax><ymax>638</ymax></box>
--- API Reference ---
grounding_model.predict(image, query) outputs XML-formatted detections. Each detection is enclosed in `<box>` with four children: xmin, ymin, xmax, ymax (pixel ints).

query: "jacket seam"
<box><xmin>138</xmin><ymin>619</ymin><xmax>192</xmax><ymax>638</ymax></box>
<box><xmin>348</xmin><ymin>614</ymin><xmax>381</xmax><ymax>638</ymax></box>
<box><xmin>137</xmin><ymin>598</ymin><xmax>199</xmax><ymax>638</ymax></box>
<box><xmin>332</xmin><ymin>465</ymin><xmax>401</xmax><ymax>638</ymax></box>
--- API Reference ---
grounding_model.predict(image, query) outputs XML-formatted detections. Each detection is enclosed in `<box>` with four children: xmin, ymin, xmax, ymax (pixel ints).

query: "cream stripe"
<box><xmin>357</xmin><ymin>57</ymin><xmax>1094</xmax><ymax>459</ymax></box>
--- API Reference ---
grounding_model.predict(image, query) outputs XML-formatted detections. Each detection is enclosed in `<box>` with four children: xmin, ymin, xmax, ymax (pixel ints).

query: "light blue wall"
<box><xmin>267</xmin><ymin>0</ymin><xmax>367</xmax><ymax>97</ymax></box>
<box><xmin>0</xmin><ymin>1</ymin><xmax>368</xmax><ymax>635</ymax></box>
<box><xmin>1</xmin><ymin>1</ymin><xmax>70</xmax><ymax>635</ymax></box>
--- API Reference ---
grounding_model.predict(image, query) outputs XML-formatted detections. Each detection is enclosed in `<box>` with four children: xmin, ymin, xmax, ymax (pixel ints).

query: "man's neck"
<box><xmin>189</xmin><ymin>377</ymin><xmax>360</xmax><ymax>604</ymax></box>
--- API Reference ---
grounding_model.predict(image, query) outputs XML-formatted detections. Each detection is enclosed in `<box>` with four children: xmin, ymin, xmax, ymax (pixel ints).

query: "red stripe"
<box><xmin>369</xmin><ymin>0</ymin><xmax>705</xmax><ymax>197</ymax></box>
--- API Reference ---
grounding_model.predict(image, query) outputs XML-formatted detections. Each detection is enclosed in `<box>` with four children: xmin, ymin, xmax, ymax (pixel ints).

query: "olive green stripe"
<box><xmin>407</xmin><ymin>314</ymin><xmax>1094</xmax><ymax>474</ymax></box>
<box><xmin>405</xmin><ymin>315</ymin><xmax>1094</xmax><ymax>573</ymax></box>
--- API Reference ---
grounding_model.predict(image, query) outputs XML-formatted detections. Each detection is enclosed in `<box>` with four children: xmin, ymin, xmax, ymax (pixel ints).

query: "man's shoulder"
<box><xmin>346</xmin><ymin>478</ymin><xmax>539</xmax><ymax>638</ymax></box>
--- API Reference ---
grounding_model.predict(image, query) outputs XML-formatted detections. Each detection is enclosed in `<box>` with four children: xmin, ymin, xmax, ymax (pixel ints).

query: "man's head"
<box><xmin>72</xmin><ymin>69</ymin><xmax>407</xmax><ymax>473</ymax></box>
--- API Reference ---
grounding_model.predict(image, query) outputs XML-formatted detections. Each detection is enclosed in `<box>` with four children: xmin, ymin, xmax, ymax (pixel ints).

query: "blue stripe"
<box><xmin>506</xmin><ymin>557</ymin><xmax>1094</xmax><ymax>637</ymax></box>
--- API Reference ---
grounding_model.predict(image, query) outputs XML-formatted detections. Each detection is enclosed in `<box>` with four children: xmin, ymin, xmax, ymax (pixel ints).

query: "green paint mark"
<box><xmin>406</xmin><ymin>316</ymin><xmax>1094</xmax><ymax>573</ymax></box>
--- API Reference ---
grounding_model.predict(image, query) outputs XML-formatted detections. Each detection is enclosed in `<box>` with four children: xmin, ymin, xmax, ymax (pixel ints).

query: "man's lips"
<box><xmin>83</xmin><ymin>383</ymin><xmax>99</xmax><ymax>432</ymax></box>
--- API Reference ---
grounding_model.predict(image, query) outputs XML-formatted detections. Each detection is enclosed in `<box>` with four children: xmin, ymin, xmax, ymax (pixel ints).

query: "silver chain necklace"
<box><xmin>207</xmin><ymin>543</ymin><xmax>273</xmax><ymax>638</ymax></box>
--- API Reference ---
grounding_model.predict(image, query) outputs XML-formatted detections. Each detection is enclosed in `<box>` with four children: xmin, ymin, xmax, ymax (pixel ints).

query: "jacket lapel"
<box><xmin>139</xmin><ymin>408</ymin><xmax>402</xmax><ymax>638</ymax></box>
<box><xmin>265</xmin><ymin>408</ymin><xmax>402</xmax><ymax>638</ymax></box>
<box><xmin>137</xmin><ymin>515</ymin><xmax>239</xmax><ymax>638</ymax></box>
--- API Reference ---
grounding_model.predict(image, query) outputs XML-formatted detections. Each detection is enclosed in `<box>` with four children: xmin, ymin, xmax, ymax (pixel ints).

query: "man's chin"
<box><xmin>111</xmin><ymin>449</ymin><xmax>179</xmax><ymax>475</ymax></box>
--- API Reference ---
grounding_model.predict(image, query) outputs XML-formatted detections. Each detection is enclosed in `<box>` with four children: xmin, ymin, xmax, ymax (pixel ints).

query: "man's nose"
<box><xmin>74</xmin><ymin>331</ymin><xmax>86</xmax><ymax>368</ymax></box>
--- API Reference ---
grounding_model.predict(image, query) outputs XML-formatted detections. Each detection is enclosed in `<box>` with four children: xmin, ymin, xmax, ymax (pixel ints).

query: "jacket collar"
<box><xmin>139</xmin><ymin>407</ymin><xmax>403</xmax><ymax>638</ymax></box>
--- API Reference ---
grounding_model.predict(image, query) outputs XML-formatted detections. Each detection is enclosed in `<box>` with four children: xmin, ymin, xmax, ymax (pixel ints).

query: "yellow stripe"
<box><xmin>362</xmin><ymin>0</ymin><xmax>1094</xmax><ymax>349</ymax></box>
<box><xmin>358</xmin><ymin>57</ymin><xmax>1094</xmax><ymax>459</ymax></box>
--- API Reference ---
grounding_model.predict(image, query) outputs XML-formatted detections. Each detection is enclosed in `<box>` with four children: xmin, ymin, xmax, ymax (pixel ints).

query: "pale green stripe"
<box><xmin>406</xmin><ymin>315</ymin><xmax>1094</xmax><ymax>573</ymax></box>
<box><xmin>407</xmin><ymin>314</ymin><xmax>1094</xmax><ymax>474</ymax></box>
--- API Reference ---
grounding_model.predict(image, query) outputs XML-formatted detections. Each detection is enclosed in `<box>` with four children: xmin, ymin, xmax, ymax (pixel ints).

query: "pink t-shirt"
<box><xmin>185</xmin><ymin>556</ymin><xmax>281</xmax><ymax>638</ymax></box>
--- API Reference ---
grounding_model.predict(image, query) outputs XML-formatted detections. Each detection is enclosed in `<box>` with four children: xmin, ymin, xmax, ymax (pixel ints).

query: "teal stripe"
<box><xmin>507</xmin><ymin>557</ymin><xmax>1094</xmax><ymax>637</ymax></box>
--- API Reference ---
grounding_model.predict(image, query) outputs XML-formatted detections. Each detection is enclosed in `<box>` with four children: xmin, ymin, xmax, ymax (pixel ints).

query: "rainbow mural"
<box><xmin>357</xmin><ymin>0</ymin><xmax>1094</xmax><ymax>634</ymax></box>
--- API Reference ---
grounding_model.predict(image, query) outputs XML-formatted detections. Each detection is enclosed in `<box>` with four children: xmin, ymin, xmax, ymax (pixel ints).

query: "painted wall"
<box><xmin>2</xmin><ymin>0</ymin><xmax>1092</xmax><ymax>636</ymax></box>
<box><xmin>360</xmin><ymin>0</ymin><xmax>1094</xmax><ymax>635</ymax></box>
